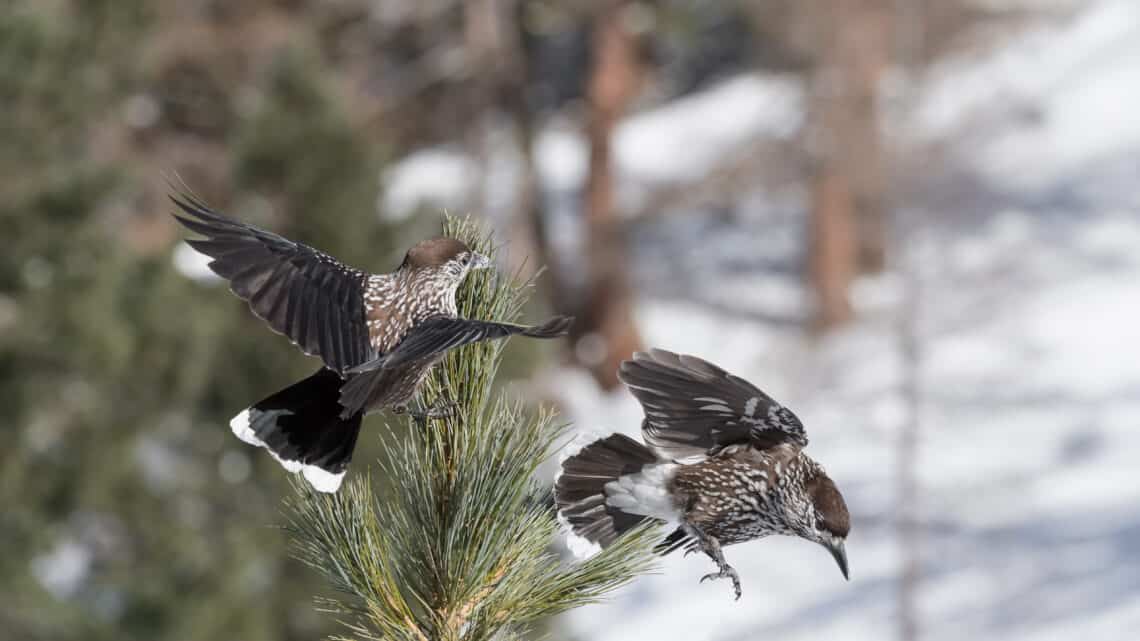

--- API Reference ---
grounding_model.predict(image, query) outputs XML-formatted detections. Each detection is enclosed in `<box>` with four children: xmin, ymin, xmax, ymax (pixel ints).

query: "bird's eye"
<box><xmin>461</xmin><ymin>254</ymin><xmax>470</xmax><ymax>266</ymax></box>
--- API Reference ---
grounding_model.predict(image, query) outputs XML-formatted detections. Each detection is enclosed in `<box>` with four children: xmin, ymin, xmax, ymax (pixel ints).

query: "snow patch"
<box><xmin>380</xmin><ymin>148</ymin><xmax>473</xmax><ymax>221</ymax></box>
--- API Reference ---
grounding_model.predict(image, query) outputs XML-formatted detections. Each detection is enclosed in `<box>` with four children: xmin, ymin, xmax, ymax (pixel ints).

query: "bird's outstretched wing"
<box><xmin>171</xmin><ymin>191</ymin><xmax>372</xmax><ymax>375</ymax></box>
<box><xmin>618</xmin><ymin>349</ymin><xmax>807</xmax><ymax>460</ymax></box>
<box><xmin>346</xmin><ymin>315</ymin><xmax>573</xmax><ymax>373</ymax></box>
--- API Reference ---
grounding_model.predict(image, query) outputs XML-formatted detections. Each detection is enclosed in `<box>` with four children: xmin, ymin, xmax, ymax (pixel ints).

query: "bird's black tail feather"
<box><xmin>230</xmin><ymin>368</ymin><xmax>361</xmax><ymax>493</ymax></box>
<box><xmin>654</xmin><ymin>526</ymin><xmax>693</xmax><ymax>555</ymax></box>
<box><xmin>554</xmin><ymin>433</ymin><xmax>660</xmax><ymax>548</ymax></box>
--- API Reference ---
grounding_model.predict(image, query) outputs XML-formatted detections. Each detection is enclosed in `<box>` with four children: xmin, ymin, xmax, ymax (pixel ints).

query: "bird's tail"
<box><xmin>554</xmin><ymin>433</ymin><xmax>665</xmax><ymax>553</ymax></box>
<box><xmin>230</xmin><ymin>368</ymin><xmax>362</xmax><ymax>493</ymax></box>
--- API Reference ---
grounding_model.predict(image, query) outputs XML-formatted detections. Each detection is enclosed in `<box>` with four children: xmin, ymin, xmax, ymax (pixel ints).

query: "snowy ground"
<box><xmin>541</xmin><ymin>2</ymin><xmax>1140</xmax><ymax>639</ymax></box>
<box><xmin>551</xmin><ymin>207</ymin><xmax>1140</xmax><ymax>641</ymax></box>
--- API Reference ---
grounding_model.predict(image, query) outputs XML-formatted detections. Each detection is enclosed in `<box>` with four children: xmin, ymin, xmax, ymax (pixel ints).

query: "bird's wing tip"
<box><xmin>553</xmin><ymin>315</ymin><xmax>574</xmax><ymax>333</ymax></box>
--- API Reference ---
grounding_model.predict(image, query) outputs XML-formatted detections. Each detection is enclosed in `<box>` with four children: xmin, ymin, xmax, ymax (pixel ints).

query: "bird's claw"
<box><xmin>424</xmin><ymin>401</ymin><xmax>457</xmax><ymax>420</ymax></box>
<box><xmin>406</xmin><ymin>399</ymin><xmax>458</xmax><ymax>423</ymax></box>
<box><xmin>699</xmin><ymin>566</ymin><xmax>742</xmax><ymax>600</ymax></box>
<box><xmin>684</xmin><ymin>524</ymin><xmax>741</xmax><ymax>600</ymax></box>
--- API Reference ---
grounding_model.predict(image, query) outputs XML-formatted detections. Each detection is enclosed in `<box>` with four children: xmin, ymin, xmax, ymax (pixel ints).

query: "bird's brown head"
<box><xmin>804</xmin><ymin>470</ymin><xmax>851</xmax><ymax>581</ymax></box>
<box><xmin>400</xmin><ymin>237</ymin><xmax>491</xmax><ymax>280</ymax></box>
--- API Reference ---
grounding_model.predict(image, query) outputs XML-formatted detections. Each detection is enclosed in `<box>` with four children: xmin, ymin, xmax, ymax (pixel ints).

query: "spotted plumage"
<box><xmin>171</xmin><ymin>191</ymin><xmax>572</xmax><ymax>492</ymax></box>
<box><xmin>555</xmin><ymin>349</ymin><xmax>850</xmax><ymax>600</ymax></box>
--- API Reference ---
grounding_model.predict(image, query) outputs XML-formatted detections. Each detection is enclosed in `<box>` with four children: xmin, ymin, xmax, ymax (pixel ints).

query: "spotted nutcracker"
<box><xmin>171</xmin><ymin>191</ymin><xmax>571</xmax><ymax>492</ymax></box>
<box><xmin>555</xmin><ymin>349</ymin><xmax>850</xmax><ymax>599</ymax></box>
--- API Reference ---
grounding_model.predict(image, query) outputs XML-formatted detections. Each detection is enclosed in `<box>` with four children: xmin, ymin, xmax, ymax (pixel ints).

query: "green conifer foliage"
<box><xmin>286</xmin><ymin>217</ymin><xmax>659</xmax><ymax>641</ymax></box>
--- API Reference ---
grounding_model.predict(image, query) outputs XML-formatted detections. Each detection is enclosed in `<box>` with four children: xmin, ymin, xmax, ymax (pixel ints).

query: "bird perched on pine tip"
<box><xmin>555</xmin><ymin>349</ymin><xmax>849</xmax><ymax>600</ymax></box>
<box><xmin>170</xmin><ymin>190</ymin><xmax>572</xmax><ymax>493</ymax></box>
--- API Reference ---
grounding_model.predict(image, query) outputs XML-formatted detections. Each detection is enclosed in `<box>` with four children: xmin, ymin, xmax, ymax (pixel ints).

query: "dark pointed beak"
<box><xmin>824</xmin><ymin>539</ymin><xmax>849</xmax><ymax>581</ymax></box>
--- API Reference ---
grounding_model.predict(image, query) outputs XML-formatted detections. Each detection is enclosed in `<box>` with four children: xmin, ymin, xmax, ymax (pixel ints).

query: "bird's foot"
<box><xmin>699</xmin><ymin>564</ymin><xmax>742</xmax><ymax>600</ymax></box>
<box><xmin>684</xmin><ymin>523</ymin><xmax>742</xmax><ymax>601</ymax></box>
<box><xmin>425</xmin><ymin>398</ymin><xmax>458</xmax><ymax>419</ymax></box>
<box><xmin>404</xmin><ymin>399</ymin><xmax>458</xmax><ymax>425</ymax></box>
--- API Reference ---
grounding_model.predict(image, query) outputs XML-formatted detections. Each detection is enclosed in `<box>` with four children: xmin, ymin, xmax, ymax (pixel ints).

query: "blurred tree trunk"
<box><xmin>515</xmin><ymin>0</ymin><xmax>645</xmax><ymax>388</ymax></box>
<box><xmin>464</xmin><ymin>0</ymin><xmax>557</xmax><ymax>320</ymax></box>
<box><xmin>498</xmin><ymin>0</ymin><xmax>547</xmax><ymax>280</ymax></box>
<box><xmin>898</xmin><ymin>234</ymin><xmax>922</xmax><ymax>641</ymax></box>
<box><xmin>462</xmin><ymin>0</ymin><xmax>514</xmax><ymax>216</ymax></box>
<box><xmin>805</xmin><ymin>0</ymin><xmax>892</xmax><ymax>330</ymax></box>
<box><xmin>808</xmin><ymin>166</ymin><xmax>858</xmax><ymax>327</ymax></box>
<box><xmin>577</xmin><ymin>0</ymin><xmax>645</xmax><ymax>388</ymax></box>
<box><xmin>894</xmin><ymin>6</ymin><xmax>926</xmax><ymax>641</ymax></box>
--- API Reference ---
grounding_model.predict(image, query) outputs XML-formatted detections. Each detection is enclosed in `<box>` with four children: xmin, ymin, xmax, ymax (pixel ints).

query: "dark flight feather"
<box><xmin>654</xmin><ymin>527</ymin><xmax>693</xmax><ymax>555</ymax></box>
<box><xmin>618</xmin><ymin>348</ymin><xmax>808</xmax><ymax>460</ymax></box>
<box><xmin>345</xmin><ymin>315</ymin><xmax>573</xmax><ymax>373</ymax></box>
<box><xmin>171</xmin><ymin>192</ymin><xmax>373</xmax><ymax>375</ymax></box>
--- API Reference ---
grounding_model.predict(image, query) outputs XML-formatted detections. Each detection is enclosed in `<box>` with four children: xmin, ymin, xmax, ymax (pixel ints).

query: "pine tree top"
<box><xmin>284</xmin><ymin>215</ymin><xmax>659</xmax><ymax>641</ymax></box>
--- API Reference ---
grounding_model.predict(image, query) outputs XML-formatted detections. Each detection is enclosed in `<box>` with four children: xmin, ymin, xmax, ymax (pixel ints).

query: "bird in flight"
<box><xmin>171</xmin><ymin>191</ymin><xmax>571</xmax><ymax>492</ymax></box>
<box><xmin>555</xmin><ymin>349</ymin><xmax>849</xmax><ymax>600</ymax></box>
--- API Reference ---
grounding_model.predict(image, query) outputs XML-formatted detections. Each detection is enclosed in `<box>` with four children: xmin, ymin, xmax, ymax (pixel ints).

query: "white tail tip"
<box><xmin>227</xmin><ymin>407</ymin><xmax>346</xmax><ymax>492</ymax></box>
<box><xmin>229</xmin><ymin>408</ymin><xmax>263</xmax><ymax>446</ymax></box>
<box><xmin>302</xmin><ymin>466</ymin><xmax>346</xmax><ymax>493</ymax></box>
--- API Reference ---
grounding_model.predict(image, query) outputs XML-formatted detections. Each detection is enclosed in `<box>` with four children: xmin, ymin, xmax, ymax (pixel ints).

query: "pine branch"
<box><xmin>284</xmin><ymin>215</ymin><xmax>659</xmax><ymax>641</ymax></box>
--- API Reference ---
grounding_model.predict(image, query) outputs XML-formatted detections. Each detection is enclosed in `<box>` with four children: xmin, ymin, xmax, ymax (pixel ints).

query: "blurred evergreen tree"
<box><xmin>0</xmin><ymin>2</ymin><xmax>396</xmax><ymax>640</ymax></box>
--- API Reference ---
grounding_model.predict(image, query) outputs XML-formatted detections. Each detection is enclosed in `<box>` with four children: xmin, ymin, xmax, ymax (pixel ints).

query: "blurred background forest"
<box><xmin>2</xmin><ymin>0</ymin><xmax>1139</xmax><ymax>640</ymax></box>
